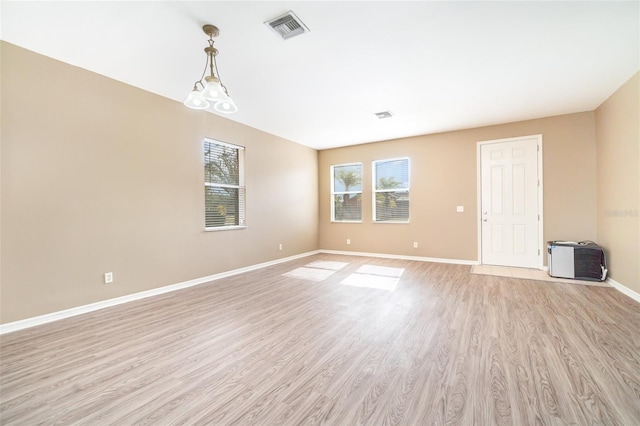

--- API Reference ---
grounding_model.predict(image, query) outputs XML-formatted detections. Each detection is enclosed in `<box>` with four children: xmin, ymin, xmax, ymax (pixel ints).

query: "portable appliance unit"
<box><xmin>547</xmin><ymin>241</ymin><xmax>607</xmax><ymax>282</ymax></box>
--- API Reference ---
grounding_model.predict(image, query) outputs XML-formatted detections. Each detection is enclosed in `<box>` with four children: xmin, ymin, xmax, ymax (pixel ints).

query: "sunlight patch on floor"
<box><xmin>356</xmin><ymin>265</ymin><xmax>404</xmax><ymax>277</ymax></box>
<box><xmin>283</xmin><ymin>262</ymin><xmax>405</xmax><ymax>289</ymax></box>
<box><xmin>341</xmin><ymin>274</ymin><xmax>399</xmax><ymax>291</ymax></box>
<box><xmin>341</xmin><ymin>265</ymin><xmax>405</xmax><ymax>291</ymax></box>
<box><xmin>305</xmin><ymin>261</ymin><xmax>350</xmax><ymax>271</ymax></box>
<box><xmin>283</xmin><ymin>267</ymin><xmax>336</xmax><ymax>282</ymax></box>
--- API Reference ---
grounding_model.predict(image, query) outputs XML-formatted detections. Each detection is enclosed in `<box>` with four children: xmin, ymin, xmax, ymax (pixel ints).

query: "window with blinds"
<box><xmin>331</xmin><ymin>163</ymin><xmax>362</xmax><ymax>222</ymax></box>
<box><xmin>204</xmin><ymin>139</ymin><xmax>245</xmax><ymax>230</ymax></box>
<box><xmin>373</xmin><ymin>157</ymin><xmax>409</xmax><ymax>223</ymax></box>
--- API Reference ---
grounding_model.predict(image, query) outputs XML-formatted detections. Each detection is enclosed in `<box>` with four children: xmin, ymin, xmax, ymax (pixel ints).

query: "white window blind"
<box><xmin>204</xmin><ymin>139</ymin><xmax>245</xmax><ymax>229</ymax></box>
<box><xmin>331</xmin><ymin>163</ymin><xmax>362</xmax><ymax>222</ymax></box>
<box><xmin>373</xmin><ymin>158</ymin><xmax>409</xmax><ymax>223</ymax></box>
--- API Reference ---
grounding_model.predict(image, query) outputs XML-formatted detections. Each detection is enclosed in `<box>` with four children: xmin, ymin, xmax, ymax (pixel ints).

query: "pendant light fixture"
<box><xmin>184</xmin><ymin>24</ymin><xmax>237</xmax><ymax>114</ymax></box>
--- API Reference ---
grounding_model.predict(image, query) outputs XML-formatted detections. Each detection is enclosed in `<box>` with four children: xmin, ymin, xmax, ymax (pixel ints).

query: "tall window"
<box><xmin>373</xmin><ymin>157</ymin><xmax>409</xmax><ymax>223</ymax></box>
<box><xmin>331</xmin><ymin>163</ymin><xmax>362</xmax><ymax>222</ymax></box>
<box><xmin>204</xmin><ymin>139</ymin><xmax>245</xmax><ymax>230</ymax></box>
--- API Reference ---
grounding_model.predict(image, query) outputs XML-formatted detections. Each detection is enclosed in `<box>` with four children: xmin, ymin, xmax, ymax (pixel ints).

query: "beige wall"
<box><xmin>3</xmin><ymin>41</ymin><xmax>635</xmax><ymax>326</ymax></box>
<box><xmin>1</xmin><ymin>42</ymin><xmax>318</xmax><ymax>323</ymax></box>
<box><xmin>318</xmin><ymin>113</ymin><xmax>598</xmax><ymax>262</ymax></box>
<box><xmin>595</xmin><ymin>72</ymin><xmax>640</xmax><ymax>293</ymax></box>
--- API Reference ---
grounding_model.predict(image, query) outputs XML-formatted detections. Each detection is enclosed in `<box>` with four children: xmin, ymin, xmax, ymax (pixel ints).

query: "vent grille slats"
<box><xmin>375</xmin><ymin>111</ymin><xmax>393</xmax><ymax>119</ymax></box>
<box><xmin>265</xmin><ymin>11</ymin><xmax>309</xmax><ymax>40</ymax></box>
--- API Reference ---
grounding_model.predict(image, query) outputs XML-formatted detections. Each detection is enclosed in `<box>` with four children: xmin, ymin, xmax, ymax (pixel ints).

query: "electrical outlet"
<box><xmin>413</xmin><ymin>242</ymin><xmax>418</xmax><ymax>248</ymax></box>
<box><xmin>104</xmin><ymin>272</ymin><xmax>113</xmax><ymax>284</ymax></box>
<box><xmin>347</xmin><ymin>239</ymin><xmax>351</xmax><ymax>245</ymax></box>
<box><xmin>279</xmin><ymin>243</ymin><xmax>283</xmax><ymax>251</ymax></box>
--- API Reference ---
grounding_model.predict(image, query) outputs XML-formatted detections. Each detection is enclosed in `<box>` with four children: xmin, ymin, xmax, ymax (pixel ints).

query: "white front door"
<box><xmin>480</xmin><ymin>136</ymin><xmax>541</xmax><ymax>268</ymax></box>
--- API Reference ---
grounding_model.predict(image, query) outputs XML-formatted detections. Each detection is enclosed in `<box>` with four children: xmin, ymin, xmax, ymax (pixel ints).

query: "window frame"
<box><xmin>330</xmin><ymin>162</ymin><xmax>363</xmax><ymax>223</ymax></box>
<box><xmin>204</xmin><ymin>138</ymin><xmax>246</xmax><ymax>231</ymax></box>
<box><xmin>372</xmin><ymin>157</ymin><xmax>410</xmax><ymax>224</ymax></box>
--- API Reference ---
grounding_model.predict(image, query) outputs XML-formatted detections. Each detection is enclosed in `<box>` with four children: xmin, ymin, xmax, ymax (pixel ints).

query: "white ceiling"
<box><xmin>2</xmin><ymin>1</ymin><xmax>638</xmax><ymax>150</ymax></box>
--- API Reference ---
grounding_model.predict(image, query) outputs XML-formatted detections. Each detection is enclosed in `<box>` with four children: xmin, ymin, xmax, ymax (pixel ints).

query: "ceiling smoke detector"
<box><xmin>265</xmin><ymin>11</ymin><xmax>309</xmax><ymax>40</ymax></box>
<box><xmin>375</xmin><ymin>111</ymin><xmax>393</xmax><ymax>119</ymax></box>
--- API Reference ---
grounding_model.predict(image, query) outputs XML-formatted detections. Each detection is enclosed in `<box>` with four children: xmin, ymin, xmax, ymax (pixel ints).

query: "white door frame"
<box><xmin>476</xmin><ymin>135</ymin><xmax>544</xmax><ymax>269</ymax></box>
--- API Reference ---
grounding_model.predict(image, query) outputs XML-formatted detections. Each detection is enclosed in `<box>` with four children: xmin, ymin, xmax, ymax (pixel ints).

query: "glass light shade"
<box><xmin>213</xmin><ymin>97</ymin><xmax>238</xmax><ymax>114</ymax></box>
<box><xmin>183</xmin><ymin>89</ymin><xmax>210</xmax><ymax>109</ymax></box>
<box><xmin>202</xmin><ymin>78</ymin><xmax>228</xmax><ymax>102</ymax></box>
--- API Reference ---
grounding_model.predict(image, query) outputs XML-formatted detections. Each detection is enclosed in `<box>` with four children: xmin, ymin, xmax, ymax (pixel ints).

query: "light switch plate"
<box><xmin>456</xmin><ymin>206</ymin><xmax>464</xmax><ymax>213</ymax></box>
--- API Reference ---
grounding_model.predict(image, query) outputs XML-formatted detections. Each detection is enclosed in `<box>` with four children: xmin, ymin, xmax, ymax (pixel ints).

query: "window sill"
<box><xmin>205</xmin><ymin>225</ymin><xmax>247</xmax><ymax>232</ymax></box>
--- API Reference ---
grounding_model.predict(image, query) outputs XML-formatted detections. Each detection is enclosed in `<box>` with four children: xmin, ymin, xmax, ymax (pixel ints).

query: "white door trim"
<box><xmin>476</xmin><ymin>134</ymin><xmax>544</xmax><ymax>269</ymax></box>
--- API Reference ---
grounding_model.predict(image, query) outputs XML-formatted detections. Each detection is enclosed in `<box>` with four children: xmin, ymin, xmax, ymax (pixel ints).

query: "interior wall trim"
<box><xmin>607</xmin><ymin>277</ymin><xmax>640</xmax><ymax>303</ymax></box>
<box><xmin>3</xmin><ymin>250</ymin><xmax>635</xmax><ymax>335</ymax></box>
<box><xmin>318</xmin><ymin>249</ymin><xmax>480</xmax><ymax>265</ymax></box>
<box><xmin>0</xmin><ymin>250</ymin><xmax>320</xmax><ymax>335</ymax></box>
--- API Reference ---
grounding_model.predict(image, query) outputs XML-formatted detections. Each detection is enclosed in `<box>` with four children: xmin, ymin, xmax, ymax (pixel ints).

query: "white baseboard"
<box><xmin>0</xmin><ymin>250</ymin><xmax>320</xmax><ymax>335</ymax></box>
<box><xmin>318</xmin><ymin>249</ymin><xmax>479</xmax><ymax>266</ymax></box>
<box><xmin>607</xmin><ymin>277</ymin><xmax>640</xmax><ymax>303</ymax></box>
<box><xmin>5</xmin><ymin>249</ymin><xmax>633</xmax><ymax>335</ymax></box>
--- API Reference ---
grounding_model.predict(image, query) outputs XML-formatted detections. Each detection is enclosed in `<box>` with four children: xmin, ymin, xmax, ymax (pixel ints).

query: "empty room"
<box><xmin>1</xmin><ymin>1</ymin><xmax>639</xmax><ymax>424</ymax></box>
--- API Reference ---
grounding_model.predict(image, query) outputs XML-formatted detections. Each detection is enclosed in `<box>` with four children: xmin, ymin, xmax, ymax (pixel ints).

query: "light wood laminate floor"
<box><xmin>2</xmin><ymin>254</ymin><xmax>640</xmax><ymax>425</ymax></box>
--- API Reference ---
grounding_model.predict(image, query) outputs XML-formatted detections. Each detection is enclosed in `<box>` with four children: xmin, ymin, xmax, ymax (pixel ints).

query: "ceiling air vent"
<box><xmin>265</xmin><ymin>11</ymin><xmax>309</xmax><ymax>40</ymax></box>
<box><xmin>375</xmin><ymin>111</ymin><xmax>393</xmax><ymax>119</ymax></box>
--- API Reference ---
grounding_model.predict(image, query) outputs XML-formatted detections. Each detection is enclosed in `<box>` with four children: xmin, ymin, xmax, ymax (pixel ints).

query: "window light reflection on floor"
<box><xmin>341</xmin><ymin>265</ymin><xmax>405</xmax><ymax>292</ymax></box>
<box><xmin>283</xmin><ymin>267</ymin><xmax>336</xmax><ymax>282</ymax></box>
<box><xmin>281</xmin><ymin>262</ymin><xmax>404</xmax><ymax>291</ymax></box>
<box><xmin>341</xmin><ymin>273</ymin><xmax>400</xmax><ymax>291</ymax></box>
<box><xmin>282</xmin><ymin>261</ymin><xmax>349</xmax><ymax>282</ymax></box>
<box><xmin>305</xmin><ymin>261</ymin><xmax>349</xmax><ymax>271</ymax></box>
<box><xmin>356</xmin><ymin>265</ymin><xmax>404</xmax><ymax>277</ymax></box>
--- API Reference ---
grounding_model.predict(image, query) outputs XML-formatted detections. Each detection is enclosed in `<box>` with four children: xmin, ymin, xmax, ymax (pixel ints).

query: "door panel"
<box><xmin>481</xmin><ymin>137</ymin><xmax>540</xmax><ymax>267</ymax></box>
